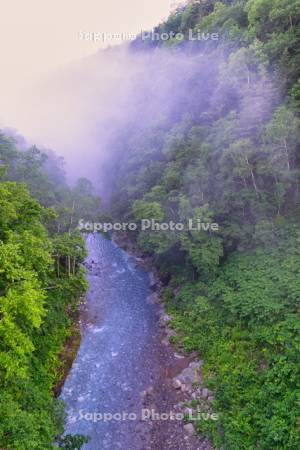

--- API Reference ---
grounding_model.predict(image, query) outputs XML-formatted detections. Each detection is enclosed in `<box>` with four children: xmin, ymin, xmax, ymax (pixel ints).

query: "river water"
<box><xmin>61</xmin><ymin>233</ymin><xmax>159</xmax><ymax>449</ymax></box>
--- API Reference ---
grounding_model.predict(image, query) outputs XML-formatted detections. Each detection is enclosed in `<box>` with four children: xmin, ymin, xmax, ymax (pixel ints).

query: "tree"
<box><xmin>221</xmin><ymin>138</ymin><xmax>260</xmax><ymax>196</ymax></box>
<box><xmin>264</xmin><ymin>106</ymin><xmax>300</xmax><ymax>175</ymax></box>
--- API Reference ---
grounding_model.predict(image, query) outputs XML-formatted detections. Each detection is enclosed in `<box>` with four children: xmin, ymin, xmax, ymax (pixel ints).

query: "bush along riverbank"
<box><xmin>0</xmin><ymin>132</ymin><xmax>102</xmax><ymax>449</ymax></box>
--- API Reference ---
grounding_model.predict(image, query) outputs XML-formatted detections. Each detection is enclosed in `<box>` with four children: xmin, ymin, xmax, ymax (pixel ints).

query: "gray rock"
<box><xmin>173</xmin><ymin>379</ymin><xmax>182</xmax><ymax>389</ymax></box>
<box><xmin>189</xmin><ymin>360</ymin><xmax>203</xmax><ymax>369</ymax></box>
<box><xmin>201</xmin><ymin>388</ymin><xmax>209</xmax><ymax>399</ymax></box>
<box><xmin>183</xmin><ymin>423</ymin><xmax>195</xmax><ymax>436</ymax></box>
<box><xmin>174</xmin><ymin>352</ymin><xmax>185</xmax><ymax>359</ymax></box>
<box><xmin>149</xmin><ymin>272</ymin><xmax>156</xmax><ymax>286</ymax></box>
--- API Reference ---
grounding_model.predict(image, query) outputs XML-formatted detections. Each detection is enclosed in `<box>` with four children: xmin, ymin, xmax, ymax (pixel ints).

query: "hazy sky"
<box><xmin>0</xmin><ymin>0</ymin><xmax>174</xmax><ymax>101</ymax></box>
<box><xmin>0</xmin><ymin>0</ymin><xmax>183</xmax><ymax>183</ymax></box>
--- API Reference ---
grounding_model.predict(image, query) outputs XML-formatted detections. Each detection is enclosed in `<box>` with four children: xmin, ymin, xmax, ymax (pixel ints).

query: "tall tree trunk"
<box><xmin>57</xmin><ymin>255</ymin><xmax>60</xmax><ymax>278</ymax></box>
<box><xmin>68</xmin><ymin>256</ymin><xmax>71</xmax><ymax>277</ymax></box>
<box><xmin>69</xmin><ymin>200</ymin><xmax>75</xmax><ymax>234</ymax></box>
<box><xmin>283</xmin><ymin>138</ymin><xmax>291</xmax><ymax>172</ymax></box>
<box><xmin>274</xmin><ymin>174</ymin><xmax>281</xmax><ymax>215</ymax></box>
<box><xmin>245</xmin><ymin>155</ymin><xmax>259</xmax><ymax>197</ymax></box>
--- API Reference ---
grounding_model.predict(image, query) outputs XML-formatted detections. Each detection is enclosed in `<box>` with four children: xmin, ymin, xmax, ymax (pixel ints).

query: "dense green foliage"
<box><xmin>167</xmin><ymin>234</ymin><xmax>300</xmax><ymax>448</ymax></box>
<box><xmin>0</xmin><ymin>134</ymin><xmax>101</xmax><ymax>448</ymax></box>
<box><xmin>110</xmin><ymin>1</ymin><xmax>300</xmax><ymax>448</ymax></box>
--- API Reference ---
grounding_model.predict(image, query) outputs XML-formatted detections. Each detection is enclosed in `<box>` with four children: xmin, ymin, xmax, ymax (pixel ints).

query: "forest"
<box><xmin>0</xmin><ymin>133</ymin><xmax>102</xmax><ymax>448</ymax></box>
<box><xmin>0</xmin><ymin>0</ymin><xmax>300</xmax><ymax>449</ymax></box>
<box><xmin>109</xmin><ymin>0</ymin><xmax>300</xmax><ymax>449</ymax></box>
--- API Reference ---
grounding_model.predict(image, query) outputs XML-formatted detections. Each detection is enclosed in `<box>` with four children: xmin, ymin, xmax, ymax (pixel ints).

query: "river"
<box><xmin>61</xmin><ymin>233</ymin><xmax>160</xmax><ymax>449</ymax></box>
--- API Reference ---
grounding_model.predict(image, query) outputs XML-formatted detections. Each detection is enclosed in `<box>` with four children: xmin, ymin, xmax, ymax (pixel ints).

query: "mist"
<box><xmin>0</xmin><ymin>38</ymin><xmax>277</xmax><ymax>201</ymax></box>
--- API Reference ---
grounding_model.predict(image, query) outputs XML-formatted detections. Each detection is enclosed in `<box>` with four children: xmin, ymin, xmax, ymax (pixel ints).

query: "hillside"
<box><xmin>107</xmin><ymin>1</ymin><xmax>300</xmax><ymax>448</ymax></box>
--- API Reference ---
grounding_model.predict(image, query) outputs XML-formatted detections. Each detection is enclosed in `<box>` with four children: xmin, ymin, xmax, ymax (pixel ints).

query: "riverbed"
<box><xmin>61</xmin><ymin>233</ymin><xmax>162</xmax><ymax>449</ymax></box>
